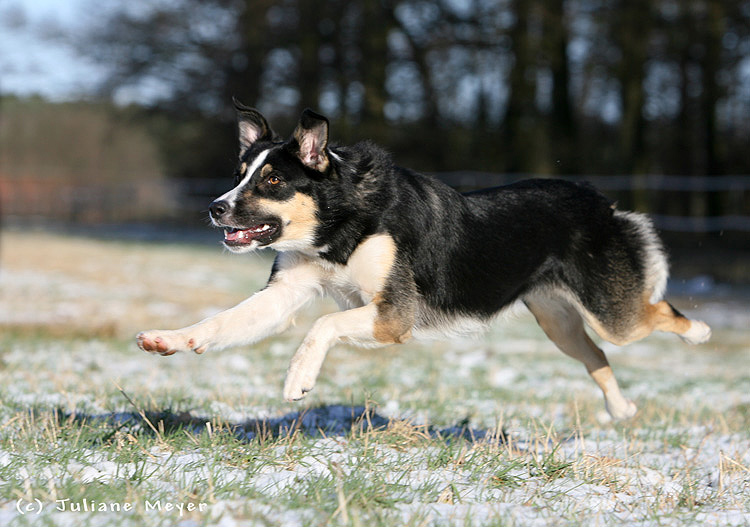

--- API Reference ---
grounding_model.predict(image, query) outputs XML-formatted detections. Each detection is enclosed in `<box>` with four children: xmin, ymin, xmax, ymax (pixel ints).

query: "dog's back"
<box><xmin>369</xmin><ymin>174</ymin><xmax>658</xmax><ymax>338</ymax></box>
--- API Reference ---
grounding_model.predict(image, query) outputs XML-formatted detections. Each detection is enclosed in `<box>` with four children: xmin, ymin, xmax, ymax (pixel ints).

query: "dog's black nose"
<box><xmin>209</xmin><ymin>200</ymin><xmax>230</xmax><ymax>218</ymax></box>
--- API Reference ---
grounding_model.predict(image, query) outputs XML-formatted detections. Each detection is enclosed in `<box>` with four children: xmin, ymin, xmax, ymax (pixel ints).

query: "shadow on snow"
<box><xmin>51</xmin><ymin>404</ymin><xmax>506</xmax><ymax>445</ymax></box>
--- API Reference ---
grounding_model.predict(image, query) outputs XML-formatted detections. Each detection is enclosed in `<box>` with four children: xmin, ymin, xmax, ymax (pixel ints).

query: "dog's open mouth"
<box><xmin>223</xmin><ymin>223</ymin><xmax>279</xmax><ymax>246</ymax></box>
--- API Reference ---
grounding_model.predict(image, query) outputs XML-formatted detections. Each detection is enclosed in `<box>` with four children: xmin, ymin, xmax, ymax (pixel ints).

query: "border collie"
<box><xmin>137</xmin><ymin>100</ymin><xmax>711</xmax><ymax>420</ymax></box>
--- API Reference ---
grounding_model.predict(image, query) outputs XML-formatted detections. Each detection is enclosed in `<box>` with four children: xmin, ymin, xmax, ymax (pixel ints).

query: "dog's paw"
<box><xmin>680</xmin><ymin>320</ymin><xmax>711</xmax><ymax>345</ymax></box>
<box><xmin>283</xmin><ymin>367</ymin><xmax>317</xmax><ymax>402</ymax></box>
<box><xmin>136</xmin><ymin>330</ymin><xmax>206</xmax><ymax>356</ymax></box>
<box><xmin>606</xmin><ymin>398</ymin><xmax>638</xmax><ymax>421</ymax></box>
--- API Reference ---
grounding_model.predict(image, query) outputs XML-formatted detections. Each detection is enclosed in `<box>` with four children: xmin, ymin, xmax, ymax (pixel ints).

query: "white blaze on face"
<box><xmin>217</xmin><ymin>147</ymin><xmax>272</xmax><ymax>208</ymax></box>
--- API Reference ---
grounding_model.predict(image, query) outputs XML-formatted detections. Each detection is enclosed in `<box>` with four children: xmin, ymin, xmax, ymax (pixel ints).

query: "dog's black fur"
<box><xmin>228</xmin><ymin>107</ymin><xmax>653</xmax><ymax>340</ymax></box>
<box><xmin>137</xmin><ymin>102</ymin><xmax>711</xmax><ymax>420</ymax></box>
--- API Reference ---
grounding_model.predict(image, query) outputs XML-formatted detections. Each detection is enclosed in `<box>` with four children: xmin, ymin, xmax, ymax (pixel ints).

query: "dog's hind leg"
<box><xmin>524</xmin><ymin>294</ymin><xmax>637</xmax><ymax>421</ymax></box>
<box><xmin>586</xmin><ymin>300</ymin><xmax>712</xmax><ymax>347</ymax></box>
<box><xmin>641</xmin><ymin>301</ymin><xmax>711</xmax><ymax>345</ymax></box>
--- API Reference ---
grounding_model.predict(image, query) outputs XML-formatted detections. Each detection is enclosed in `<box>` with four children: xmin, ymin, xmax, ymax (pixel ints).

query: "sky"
<box><xmin>0</xmin><ymin>0</ymin><xmax>105</xmax><ymax>100</ymax></box>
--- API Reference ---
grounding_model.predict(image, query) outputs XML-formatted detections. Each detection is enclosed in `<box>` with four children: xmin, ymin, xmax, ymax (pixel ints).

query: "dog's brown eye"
<box><xmin>268</xmin><ymin>175</ymin><xmax>281</xmax><ymax>185</ymax></box>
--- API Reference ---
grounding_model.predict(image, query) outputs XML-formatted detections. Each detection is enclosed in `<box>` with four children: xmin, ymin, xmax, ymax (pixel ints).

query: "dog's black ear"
<box><xmin>233</xmin><ymin>97</ymin><xmax>274</xmax><ymax>157</ymax></box>
<box><xmin>293</xmin><ymin>109</ymin><xmax>329</xmax><ymax>172</ymax></box>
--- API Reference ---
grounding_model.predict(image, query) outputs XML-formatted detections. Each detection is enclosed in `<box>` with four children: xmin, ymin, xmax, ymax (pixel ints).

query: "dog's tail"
<box><xmin>614</xmin><ymin>210</ymin><xmax>669</xmax><ymax>305</ymax></box>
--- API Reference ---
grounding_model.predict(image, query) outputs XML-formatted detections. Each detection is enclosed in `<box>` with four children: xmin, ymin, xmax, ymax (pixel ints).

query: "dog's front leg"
<box><xmin>283</xmin><ymin>301</ymin><xmax>413</xmax><ymax>401</ymax></box>
<box><xmin>137</xmin><ymin>263</ymin><xmax>322</xmax><ymax>356</ymax></box>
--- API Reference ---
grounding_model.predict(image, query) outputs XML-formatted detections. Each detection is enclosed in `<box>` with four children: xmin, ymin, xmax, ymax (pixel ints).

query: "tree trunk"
<box><xmin>224</xmin><ymin>0</ymin><xmax>275</xmax><ymax>108</ymax></box>
<box><xmin>358</xmin><ymin>0</ymin><xmax>391</xmax><ymax>128</ymax></box>
<box><xmin>615</xmin><ymin>0</ymin><xmax>649</xmax><ymax>176</ymax></box>
<box><xmin>544</xmin><ymin>0</ymin><xmax>577</xmax><ymax>174</ymax></box>
<box><xmin>503</xmin><ymin>0</ymin><xmax>538</xmax><ymax>173</ymax></box>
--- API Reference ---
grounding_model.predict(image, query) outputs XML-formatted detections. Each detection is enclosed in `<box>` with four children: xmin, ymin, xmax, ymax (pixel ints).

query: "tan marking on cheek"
<box><xmin>257</xmin><ymin>193</ymin><xmax>319</xmax><ymax>242</ymax></box>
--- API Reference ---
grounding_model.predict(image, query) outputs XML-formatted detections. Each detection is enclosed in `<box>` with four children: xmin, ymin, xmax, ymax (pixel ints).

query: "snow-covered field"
<box><xmin>1</xmin><ymin>230</ymin><xmax>749</xmax><ymax>526</ymax></box>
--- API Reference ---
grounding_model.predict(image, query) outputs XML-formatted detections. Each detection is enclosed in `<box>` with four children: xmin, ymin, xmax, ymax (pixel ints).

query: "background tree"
<box><xmin>75</xmin><ymin>0</ymin><xmax>750</xmax><ymax>181</ymax></box>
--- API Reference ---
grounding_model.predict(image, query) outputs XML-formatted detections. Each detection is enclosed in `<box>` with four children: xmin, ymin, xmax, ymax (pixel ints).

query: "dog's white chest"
<box><xmin>321</xmin><ymin>234</ymin><xmax>397</xmax><ymax>305</ymax></box>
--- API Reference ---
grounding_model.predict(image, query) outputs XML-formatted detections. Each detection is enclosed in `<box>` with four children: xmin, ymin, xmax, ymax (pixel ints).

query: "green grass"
<box><xmin>1</xmin><ymin>230</ymin><xmax>750</xmax><ymax>526</ymax></box>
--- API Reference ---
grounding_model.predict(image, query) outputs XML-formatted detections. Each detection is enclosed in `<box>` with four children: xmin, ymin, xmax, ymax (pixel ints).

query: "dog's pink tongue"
<box><xmin>225</xmin><ymin>230</ymin><xmax>246</xmax><ymax>242</ymax></box>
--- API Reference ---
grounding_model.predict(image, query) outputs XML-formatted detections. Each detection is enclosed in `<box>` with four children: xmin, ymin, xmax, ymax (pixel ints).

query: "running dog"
<box><xmin>137</xmin><ymin>100</ymin><xmax>711</xmax><ymax>420</ymax></box>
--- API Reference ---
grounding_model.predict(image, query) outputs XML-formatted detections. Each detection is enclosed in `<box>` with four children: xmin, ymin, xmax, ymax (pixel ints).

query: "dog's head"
<box><xmin>209</xmin><ymin>101</ymin><xmax>333</xmax><ymax>254</ymax></box>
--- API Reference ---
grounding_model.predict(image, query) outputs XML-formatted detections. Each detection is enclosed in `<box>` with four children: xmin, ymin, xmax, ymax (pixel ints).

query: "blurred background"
<box><xmin>1</xmin><ymin>0</ymin><xmax>749</xmax><ymax>282</ymax></box>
